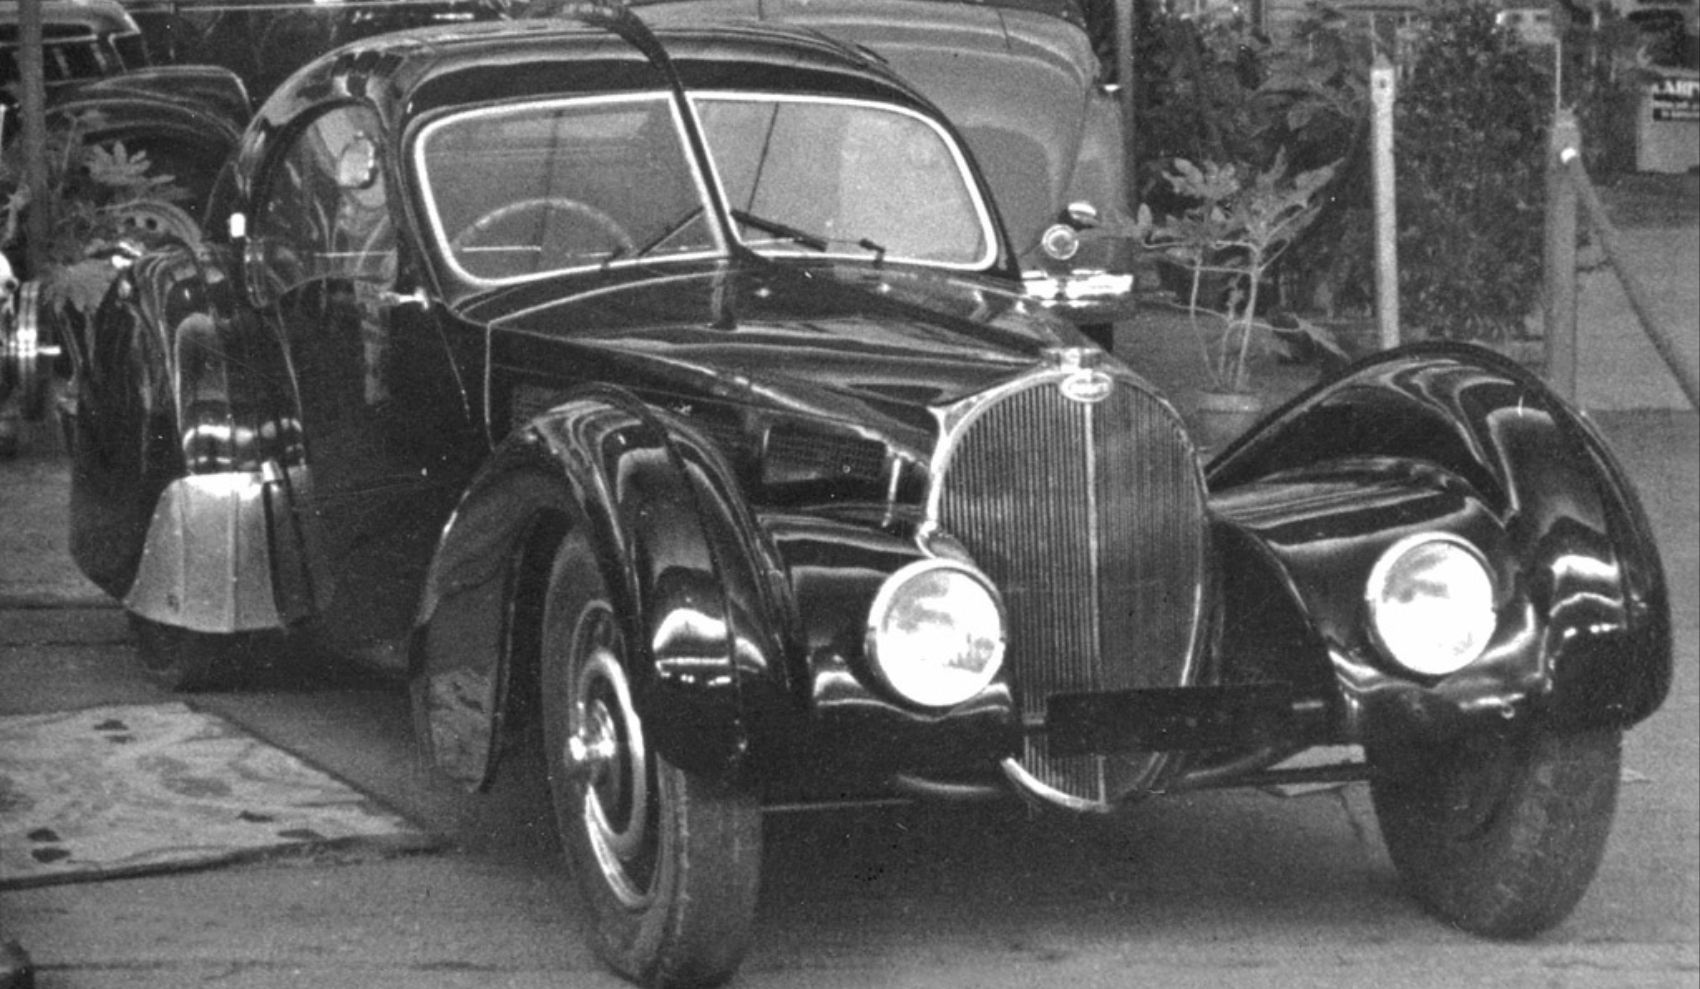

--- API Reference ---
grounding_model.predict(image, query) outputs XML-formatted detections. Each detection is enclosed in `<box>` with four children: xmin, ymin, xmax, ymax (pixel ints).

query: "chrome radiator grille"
<box><xmin>932</xmin><ymin>367</ymin><xmax>1207</xmax><ymax>806</ymax></box>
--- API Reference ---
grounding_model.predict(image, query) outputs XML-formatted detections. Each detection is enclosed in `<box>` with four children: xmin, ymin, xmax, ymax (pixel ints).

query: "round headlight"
<box><xmin>866</xmin><ymin>560</ymin><xmax>1006</xmax><ymax>708</ymax></box>
<box><xmin>1366</xmin><ymin>534</ymin><xmax>1497</xmax><ymax>677</ymax></box>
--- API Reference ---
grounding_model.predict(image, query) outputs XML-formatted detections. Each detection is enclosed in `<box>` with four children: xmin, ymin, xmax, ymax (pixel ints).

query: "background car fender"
<box><xmin>48</xmin><ymin>75</ymin><xmax>248</xmax><ymax>233</ymax></box>
<box><xmin>413</xmin><ymin>387</ymin><xmax>787</xmax><ymax>790</ymax></box>
<box><xmin>1208</xmin><ymin>343</ymin><xmax>1672</xmax><ymax>731</ymax></box>
<box><xmin>55</xmin><ymin>65</ymin><xmax>252</xmax><ymax>133</ymax></box>
<box><xmin>1208</xmin><ymin>456</ymin><xmax>1512</xmax><ymax>745</ymax></box>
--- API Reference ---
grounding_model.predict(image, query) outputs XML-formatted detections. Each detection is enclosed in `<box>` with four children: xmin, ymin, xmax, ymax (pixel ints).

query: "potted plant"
<box><xmin>1146</xmin><ymin>153</ymin><xmax>1347</xmax><ymax>448</ymax></box>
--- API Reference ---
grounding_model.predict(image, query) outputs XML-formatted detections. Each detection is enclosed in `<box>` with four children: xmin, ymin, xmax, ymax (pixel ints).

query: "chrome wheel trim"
<box><xmin>567</xmin><ymin>623</ymin><xmax>654</xmax><ymax>910</ymax></box>
<box><xmin>1001</xmin><ymin>757</ymin><xmax>1110</xmax><ymax>813</ymax></box>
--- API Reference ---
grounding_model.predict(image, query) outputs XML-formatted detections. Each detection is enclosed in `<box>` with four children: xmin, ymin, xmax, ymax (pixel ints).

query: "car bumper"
<box><xmin>1022</xmin><ymin>269</ymin><xmax>1137</xmax><ymax>323</ymax></box>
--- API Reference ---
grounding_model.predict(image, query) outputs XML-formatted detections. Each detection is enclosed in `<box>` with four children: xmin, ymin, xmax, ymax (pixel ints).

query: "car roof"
<box><xmin>251</xmin><ymin>15</ymin><xmax>934</xmax><ymax>132</ymax></box>
<box><xmin>0</xmin><ymin>0</ymin><xmax>138</xmax><ymax>40</ymax></box>
<box><xmin>627</xmin><ymin>0</ymin><xmax>1089</xmax><ymax>29</ymax></box>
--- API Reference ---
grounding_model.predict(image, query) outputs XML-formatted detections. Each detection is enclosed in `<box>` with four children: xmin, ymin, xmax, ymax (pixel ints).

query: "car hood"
<box><xmin>633</xmin><ymin>0</ymin><xmax>1097</xmax><ymax>257</ymax></box>
<box><xmin>461</xmin><ymin>259</ymin><xmax>1084</xmax><ymax>447</ymax></box>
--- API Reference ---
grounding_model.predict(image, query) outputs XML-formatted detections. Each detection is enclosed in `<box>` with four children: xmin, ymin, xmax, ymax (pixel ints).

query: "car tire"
<box><xmin>1370</xmin><ymin>727</ymin><xmax>1621</xmax><ymax>938</ymax></box>
<box><xmin>128</xmin><ymin>614</ymin><xmax>230</xmax><ymax>691</ymax></box>
<box><xmin>540</xmin><ymin>530</ymin><xmax>761</xmax><ymax>989</ymax></box>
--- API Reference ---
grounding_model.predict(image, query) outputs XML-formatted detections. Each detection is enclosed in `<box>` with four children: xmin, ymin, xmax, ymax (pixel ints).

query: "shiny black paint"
<box><xmin>64</xmin><ymin>245</ymin><xmax>301</xmax><ymax>598</ymax></box>
<box><xmin>757</xmin><ymin>513</ymin><xmax>1020</xmax><ymax>796</ymax></box>
<box><xmin>68</xmin><ymin>13</ymin><xmax>1671</xmax><ymax>812</ymax></box>
<box><xmin>1210</xmin><ymin>343</ymin><xmax>1671</xmax><ymax>733</ymax></box>
<box><xmin>416</xmin><ymin>387</ymin><xmax>793</xmax><ymax>785</ymax></box>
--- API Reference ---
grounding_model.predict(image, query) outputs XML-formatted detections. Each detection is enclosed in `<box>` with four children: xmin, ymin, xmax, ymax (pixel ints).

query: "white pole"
<box><xmin>1371</xmin><ymin>55</ymin><xmax>1400</xmax><ymax>350</ymax></box>
<box><xmin>1115</xmin><ymin>0</ymin><xmax>1136</xmax><ymax>192</ymax></box>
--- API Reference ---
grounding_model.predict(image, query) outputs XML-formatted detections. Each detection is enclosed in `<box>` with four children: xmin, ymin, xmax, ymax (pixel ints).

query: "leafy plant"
<box><xmin>1132</xmin><ymin>3</ymin><xmax>1372</xmax><ymax>314</ymax></box>
<box><xmin>1147</xmin><ymin>154</ymin><xmax>1347</xmax><ymax>394</ymax></box>
<box><xmin>1</xmin><ymin>111</ymin><xmax>188</xmax><ymax>314</ymax></box>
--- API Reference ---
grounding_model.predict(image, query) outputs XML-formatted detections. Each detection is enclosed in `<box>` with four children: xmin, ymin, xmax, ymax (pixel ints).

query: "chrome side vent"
<box><xmin>929</xmin><ymin>354</ymin><xmax>1207</xmax><ymax>808</ymax></box>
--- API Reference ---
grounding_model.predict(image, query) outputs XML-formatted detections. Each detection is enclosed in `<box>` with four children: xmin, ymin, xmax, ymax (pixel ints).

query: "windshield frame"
<box><xmin>688</xmin><ymin>90</ymin><xmax>1001</xmax><ymax>272</ymax></box>
<box><xmin>410</xmin><ymin>87</ymin><xmax>1001</xmax><ymax>289</ymax></box>
<box><xmin>410</xmin><ymin>90</ymin><xmax>727</xmax><ymax>289</ymax></box>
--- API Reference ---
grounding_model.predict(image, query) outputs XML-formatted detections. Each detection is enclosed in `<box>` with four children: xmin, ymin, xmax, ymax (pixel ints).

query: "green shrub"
<box><xmin>1133</xmin><ymin>5</ymin><xmax>1368</xmax><ymax>192</ymax></box>
<box><xmin>1394</xmin><ymin>0</ymin><xmax>1551</xmax><ymax>341</ymax></box>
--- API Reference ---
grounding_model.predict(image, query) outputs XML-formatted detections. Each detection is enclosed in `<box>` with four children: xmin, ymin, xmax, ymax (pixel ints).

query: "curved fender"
<box><xmin>413</xmin><ymin>386</ymin><xmax>787</xmax><ymax>790</ymax></box>
<box><xmin>66</xmin><ymin>244</ymin><xmax>315</xmax><ymax>626</ymax></box>
<box><xmin>1209</xmin><ymin>343</ymin><xmax>1671</xmax><ymax>731</ymax></box>
<box><xmin>1209</xmin><ymin>456</ymin><xmax>1509</xmax><ymax>743</ymax></box>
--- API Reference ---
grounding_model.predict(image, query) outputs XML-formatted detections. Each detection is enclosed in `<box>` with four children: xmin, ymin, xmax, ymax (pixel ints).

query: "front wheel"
<box><xmin>540</xmin><ymin>532</ymin><xmax>761</xmax><ymax>988</ymax></box>
<box><xmin>1371</xmin><ymin>727</ymin><xmax>1621</xmax><ymax>938</ymax></box>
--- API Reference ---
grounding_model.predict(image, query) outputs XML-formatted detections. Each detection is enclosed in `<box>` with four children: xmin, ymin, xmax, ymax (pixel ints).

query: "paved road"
<box><xmin>1</xmin><ymin>419</ymin><xmax>1694</xmax><ymax>988</ymax></box>
<box><xmin>1</xmin><ymin>176</ymin><xmax>1695</xmax><ymax>989</ymax></box>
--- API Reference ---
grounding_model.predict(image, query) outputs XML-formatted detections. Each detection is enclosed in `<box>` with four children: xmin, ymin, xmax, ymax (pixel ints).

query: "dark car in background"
<box><xmin>0</xmin><ymin>0</ymin><xmax>250</xmax><ymax>453</ymax></box>
<box><xmin>1</xmin><ymin>0</ymin><xmax>250</xmax><ymax>241</ymax></box>
<box><xmin>35</xmin><ymin>7</ymin><xmax>1672</xmax><ymax>988</ymax></box>
<box><xmin>0</xmin><ymin>0</ymin><xmax>150</xmax><ymax>97</ymax></box>
<box><xmin>629</xmin><ymin>0</ymin><xmax>1140</xmax><ymax>345</ymax></box>
<box><xmin>122</xmin><ymin>0</ymin><xmax>506</xmax><ymax>104</ymax></box>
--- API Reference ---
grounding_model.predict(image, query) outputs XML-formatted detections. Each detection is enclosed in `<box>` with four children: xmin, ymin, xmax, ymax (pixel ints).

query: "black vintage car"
<box><xmin>42</xmin><ymin>7</ymin><xmax>1670</xmax><ymax>987</ymax></box>
<box><xmin>1</xmin><ymin>0</ymin><xmax>252</xmax><ymax>240</ymax></box>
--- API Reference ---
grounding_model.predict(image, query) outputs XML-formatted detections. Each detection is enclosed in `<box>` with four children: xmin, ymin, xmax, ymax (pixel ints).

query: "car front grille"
<box><xmin>930</xmin><ymin>358</ymin><xmax>1207</xmax><ymax>807</ymax></box>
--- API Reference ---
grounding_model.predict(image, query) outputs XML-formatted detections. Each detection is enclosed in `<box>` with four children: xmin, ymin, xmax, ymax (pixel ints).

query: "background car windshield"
<box><xmin>417</xmin><ymin>95</ymin><xmax>715</xmax><ymax>283</ymax></box>
<box><xmin>695</xmin><ymin>95</ymin><xmax>992</xmax><ymax>268</ymax></box>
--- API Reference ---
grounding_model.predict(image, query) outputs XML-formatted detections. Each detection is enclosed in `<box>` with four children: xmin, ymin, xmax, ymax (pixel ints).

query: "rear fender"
<box><xmin>413</xmin><ymin>387</ymin><xmax>786</xmax><ymax>790</ymax></box>
<box><xmin>1209</xmin><ymin>343</ymin><xmax>1671</xmax><ymax>731</ymax></box>
<box><xmin>66</xmin><ymin>244</ymin><xmax>314</xmax><ymax>626</ymax></box>
<box><xmin>55</xmin><ymin>65</ymin><xmax>252</xmax><ymax>129</ymax></box>
<box><xmin>48</xmin><ymin>77</ymin><xmax>248</xmax><ymax>220</ymax></box>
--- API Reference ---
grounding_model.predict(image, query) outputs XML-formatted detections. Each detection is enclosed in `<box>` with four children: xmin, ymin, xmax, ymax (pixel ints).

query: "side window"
<box><xmin>249</xmin><ymin>104</ymin><xmax>395</xmax><ymax>304</ymax></box>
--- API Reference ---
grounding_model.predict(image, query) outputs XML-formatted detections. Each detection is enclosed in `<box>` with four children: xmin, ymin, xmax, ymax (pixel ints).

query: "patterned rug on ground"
<box><xmin>0</xmin><ymin>703</ymin><xmax>437</xmax><ymax>888</ymax></box>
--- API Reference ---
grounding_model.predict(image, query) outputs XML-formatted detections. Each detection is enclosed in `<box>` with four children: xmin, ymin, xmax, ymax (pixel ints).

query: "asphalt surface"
<box><xmin>0</xmin><ymin>177</ymin><xmax>1695</xmax><ymax>989</ymax></box>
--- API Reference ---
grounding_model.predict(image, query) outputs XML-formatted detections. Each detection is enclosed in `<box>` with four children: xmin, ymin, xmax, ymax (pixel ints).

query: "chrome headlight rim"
<box><xmin>865</xmin><ymin>558</ymin><xmax>1007</xmax><ymax>709</ymax></box>
<box><xmin>1365</xmin><ymin>532</ymin><xmax>1499</xmax><ymax>679</ymax></box>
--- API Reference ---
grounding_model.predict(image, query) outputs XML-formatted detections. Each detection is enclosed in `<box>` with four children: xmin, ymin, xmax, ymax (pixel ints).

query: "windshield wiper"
<box><xmin>731</xmin><ymin>209</ymin><xmax>828</xmax><ymax>252</ymax></box>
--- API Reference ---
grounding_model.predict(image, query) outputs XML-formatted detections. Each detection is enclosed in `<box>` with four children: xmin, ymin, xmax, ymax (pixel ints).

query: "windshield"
<box><xmin>414</xmin><ymin>91</ymin><xmax>996</xmax><ymax>285</ymax></box>
<box><xmin>695</xmin><ymin>94</ymin><xmax>992</xmax><ymax>267</ymax></box>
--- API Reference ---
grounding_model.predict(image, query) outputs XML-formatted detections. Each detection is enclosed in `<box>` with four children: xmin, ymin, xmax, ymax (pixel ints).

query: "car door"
<box><xmin>247</xmin><ymin>103</ymin><xmax>478</xmax><ymax>661</ymax></box>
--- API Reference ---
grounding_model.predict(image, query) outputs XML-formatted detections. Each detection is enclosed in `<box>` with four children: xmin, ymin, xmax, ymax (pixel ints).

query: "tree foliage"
<box><xmin>1394</xmin><ymin>0</ymin><xmax>1552</xmax><ymax>341</ymax></box>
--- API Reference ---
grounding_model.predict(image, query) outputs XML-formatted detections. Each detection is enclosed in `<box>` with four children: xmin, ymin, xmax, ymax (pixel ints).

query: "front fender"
<box><xmin>1210</xmin><ymin>343</ymin><xmax>1671</xmax><ymax>731</ymax></box>
<box><xmin>414</xmin><ymin>387</ymin><xmax>786</xmax><ymax>790</ymax></box>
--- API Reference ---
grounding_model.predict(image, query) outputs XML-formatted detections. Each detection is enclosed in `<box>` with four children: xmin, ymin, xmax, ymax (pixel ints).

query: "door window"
<box><xmin>251</xmin><ymin>104</ymin><xmax>396</xmax><ymax>303</ymax></box>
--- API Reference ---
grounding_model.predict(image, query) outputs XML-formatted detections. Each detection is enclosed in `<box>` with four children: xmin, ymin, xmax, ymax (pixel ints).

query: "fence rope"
<box><xmin>1562</xmin><ymin>147</ymin><xmax>1700</xmax><ymax>411</ymax></box>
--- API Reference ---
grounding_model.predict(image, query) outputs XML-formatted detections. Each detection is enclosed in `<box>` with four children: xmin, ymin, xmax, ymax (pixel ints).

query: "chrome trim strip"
<box><xmin>1000</xmin><ymin>757</ymin><xmax>1111</xmax><ymax>814</ymax></box>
